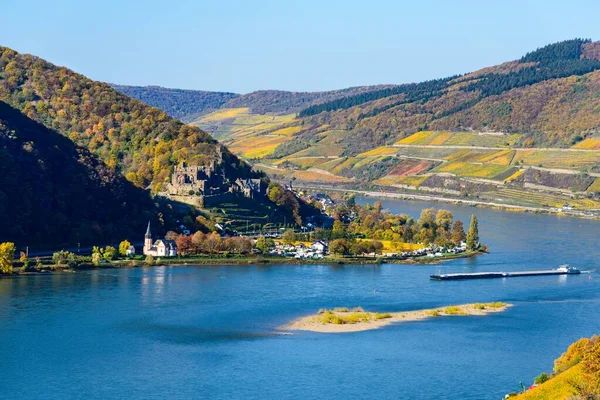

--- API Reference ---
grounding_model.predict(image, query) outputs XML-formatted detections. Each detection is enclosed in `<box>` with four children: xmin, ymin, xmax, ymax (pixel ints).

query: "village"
<box><xmin>137</xmin><ymin>187</ymin><xmax>476</xmax><ymax>264</ymax></box>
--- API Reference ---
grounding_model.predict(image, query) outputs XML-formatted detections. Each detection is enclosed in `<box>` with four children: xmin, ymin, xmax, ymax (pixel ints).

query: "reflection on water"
<box><xmin>0</xmin><ymin>198</ymin><xmax>599</xmax><ymax>399</ymax></box>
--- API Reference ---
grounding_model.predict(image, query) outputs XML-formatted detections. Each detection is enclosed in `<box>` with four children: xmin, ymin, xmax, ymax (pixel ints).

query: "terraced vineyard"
<box><xmin>395</xmin><ymin>131</ymin><xmax>521</xmax><ymax>147</ymax></box>
<box><xmin>485</xmin><ymin>188</ymin><xmax>600</xmax><ymax>209</ymax></box>
<box><xmin>191</xmin><ymin>107</ymin><xmax>600</xmax><ymax>214</ymax></box>
<box><xmin>436</xmin><ymin>162</ymin><xmax>515</xmax><ymax>179</ymax></box>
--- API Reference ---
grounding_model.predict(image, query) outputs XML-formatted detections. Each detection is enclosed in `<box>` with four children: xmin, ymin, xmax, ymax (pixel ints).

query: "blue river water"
<box><xmin>1</xmin><ymin>197</ymin><xmax>599</xmax><ymax>399</ymax></box>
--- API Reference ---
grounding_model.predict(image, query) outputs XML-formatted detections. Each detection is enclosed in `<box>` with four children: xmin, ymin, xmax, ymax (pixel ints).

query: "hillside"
<box><xmin>0</xmin><ymin>101</ymin><xmax>159</xmax><ymax>248</ymax></box>
<box><xmin>512</xmin><ymin>335</ymin><xmax>599</xmax><ymax>399</ymax></box>
<box><xmin>186</xmin><ymin>39</ymin><xmax>600</xmax><ymax>213</ymax></box>
<box><xmin>0</xmin><ymin>45</ymin><xmax>258</xmax><ymax>193</ymax></box>
<box><xmin>222</xmin><ymin>85</ymin><xmax>395</xmax><ymax>114</ymax></box>
<box><xmin>111</xmin><ymin>84</ymin><xmax>239</xmax><ymax>122</ymax></box>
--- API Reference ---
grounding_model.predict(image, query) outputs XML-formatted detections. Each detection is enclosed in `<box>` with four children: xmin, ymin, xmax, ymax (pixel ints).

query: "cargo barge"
<box><xmin>430</xmin><ymin>265</ymin><xmax>580</xmax><ymax>281</ymax></box>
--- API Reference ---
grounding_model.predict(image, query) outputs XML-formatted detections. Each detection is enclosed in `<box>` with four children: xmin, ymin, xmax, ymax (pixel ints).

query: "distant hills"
<box><xmin>110</xmin><ymin>85</ymin><xmax>238</xmax><ymax>122</ymax></box>
<box><xmin>133</xmin><ymin>38</ymin><xmax>600</xmax><ymax>213</ymax></box>
<box><xmin>113</xmin><ymin>84</ymin><xmax>395</xmax><ymax>120</ymax></box>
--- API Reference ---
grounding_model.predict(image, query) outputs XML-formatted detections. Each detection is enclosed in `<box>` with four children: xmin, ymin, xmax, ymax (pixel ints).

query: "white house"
<box><xmin>143</xmin><ymin>222</ymin><xmax>177</xmax><ymax>257</ymax></box>
<box><xmin>126</xmin><ymin>245</ymin><xmax>136</xmax><ymax>256</ymax></box>
<box><xmin>311</xmin><ymin>241</ymin><xmax>328</xmax><ymax>254</ymax></box>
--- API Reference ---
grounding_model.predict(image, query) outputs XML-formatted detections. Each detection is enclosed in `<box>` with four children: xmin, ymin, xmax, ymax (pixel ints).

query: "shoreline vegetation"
<box><xmin>282</xmin><ymin>302</ymin><xmax>511</xmax><ymax>333</ymax></box>
<box><xmin>1</xmin><ymin>196</ymin><xmax>486</xmax><ymax>276</ymax></box>
<box><xmin>2</xmin><ymin>248</ymin><xmax>487</xmax><ymax>277</ymax></box>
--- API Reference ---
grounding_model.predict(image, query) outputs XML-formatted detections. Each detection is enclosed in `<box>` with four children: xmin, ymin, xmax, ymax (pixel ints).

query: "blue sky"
<box><xmin>2</xmin><ymin>0</ymin><xmax>599</xmax><ymax>93</ymax></box>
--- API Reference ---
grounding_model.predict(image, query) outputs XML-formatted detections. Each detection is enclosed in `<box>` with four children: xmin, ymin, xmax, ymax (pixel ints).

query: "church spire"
<box><xmin>145</xmin><ymin>221</ymin><xmax>151</xmax><ymax>238</ymax></box>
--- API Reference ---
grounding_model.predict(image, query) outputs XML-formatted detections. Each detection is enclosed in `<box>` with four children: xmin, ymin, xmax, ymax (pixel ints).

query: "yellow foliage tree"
<box><xmin>0</xmin><ymin>242</ymin><xmax>16</xmax><ymax>274</ymax></box>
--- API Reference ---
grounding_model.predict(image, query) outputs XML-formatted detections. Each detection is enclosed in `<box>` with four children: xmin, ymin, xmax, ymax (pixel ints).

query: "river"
<box><xmin>0</xmin><ymin>197</ymin><xmax>598</xmax><ymax>399</ymax></box>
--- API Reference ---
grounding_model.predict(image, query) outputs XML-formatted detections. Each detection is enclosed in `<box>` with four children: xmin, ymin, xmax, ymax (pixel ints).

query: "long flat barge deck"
<box><xmin>430</xmin><ymin>266</ymin><xmax>580</xmax><ymax>281</ymax></box>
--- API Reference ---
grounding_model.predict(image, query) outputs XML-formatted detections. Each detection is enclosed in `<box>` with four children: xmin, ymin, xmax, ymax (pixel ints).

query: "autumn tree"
<box><xmin>19</xmin><ymin>251</ymin><xmax>31</xmax><ymax>271</ymax></box>
<box><xmin>165</xmin><ymin>231</ymin><xmax>178</xmax><ymax>241</ymax></box>
<box><xmin>282</xmin><ymin>229</ymin><xmax>297</xmax><ymax>246</ymax></box>
<box><xmin>204</xmin><ymin>232</ymin><xmax>222</xmax><ymax>254</ymax></box>
<box><xmin>191</xmin><ymin>232</ymin><xmax>205</xmax><ymax>254</ymax></box>
<box><xmin>329</xmin><ymin>239</ymin><xmax>349</xmax><ymax>255</ymax></box>
<box><xmin>466</xmin><ymin>215</ymin><xmax>479</xmax><ymax>251</ymax></box>
<box><xmin>0</xmin><ymin>242</ymin><xmax>15</xmax><ymax>274</ymax></box>
<box><xmin>224</xmin><ymin>236</ymin><xmax>253</xmax><ymax>254</ymax></box>
<box><xmin>175</xmin><ymin>235</ymin><xmax>193</xmax><ymax>256</ymax></box>
<box><xmin>119</xmin><ymin>240</ymin><xmax>131</xmax><ymax>256</ymax></box>
<box><xmin>451</xmin><ymin>220</ymin><xmax>466</xmax><ymax>245</ymax></box>
<box><xmin>435</xmin><ymin>210</ymin><xmax>453</xmax><ymax>231</ymax></box>
<box><xmin>332</xmin><ymin>220</ymin><xmax>347</xmax><ymax>238</ymax></box>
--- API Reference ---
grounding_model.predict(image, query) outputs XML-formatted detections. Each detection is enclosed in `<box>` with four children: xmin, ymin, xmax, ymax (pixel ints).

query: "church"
<box><xmin>143</xmin><ymin>222</ymin><xmax>177</xmax><ymax>257</ymax></box>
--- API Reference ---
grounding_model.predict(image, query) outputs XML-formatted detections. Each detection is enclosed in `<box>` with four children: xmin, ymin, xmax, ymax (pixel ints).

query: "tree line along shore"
<box><xmin>0</xmin><ymin>200</ymin><xmax>482</xmax><ymax>275</ymax></box>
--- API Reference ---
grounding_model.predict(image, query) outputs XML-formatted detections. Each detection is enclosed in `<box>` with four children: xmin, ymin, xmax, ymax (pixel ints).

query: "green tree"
<box><xmin>255</xmin><ymin>236</ymin><xmax>275</xmax><ymax>254</ymax></box>
<box><xmin>344</xmin><ymin>193</ymin><xmax>356</xmax><ymax>207</ymax></box>
<box><xmin>103</xmin><ymin>246</ymin><xmax>117</xmax><ymax>260</ymax></box>
<box><xmin>282</xmin><ymin>229</ymin><xmax>297</xmax><ymax>245</ymax></box>
<box><xmin>145</xmin><ymin>254</ymin><xmax>154</xmax><ymax>265</ymax></box>
<box><xmin>466</xmin><ymin>215</ymin><xmax>479</xmax><ymax>250</ymax></box>
<box><xmin>91</xmin><ymin>252</ymin><xmax>102</xmax><ymax>266</ymax></box>
<box><xmin>52</xmin><ymin>251</ymin><xmax>66</xmax><ymax>266</ymax></box>
<box><xmin>332</xmin><ymin>220</ymin><xmax>347</xmax><ymax>238</ymax></box>
<box><xmin>0</xmin><ymin>242</ymin><xmax>15</xmax><ymax>274</ymax></box>
<box><xmin>119</xmin><ymin>240</ymin><xmax>131</xmax><ymax>256</ymax></box>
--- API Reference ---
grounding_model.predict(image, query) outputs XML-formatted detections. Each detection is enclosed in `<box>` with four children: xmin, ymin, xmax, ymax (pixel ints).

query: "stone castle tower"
<box><xmin>143</xmin><ymin>221</ymin><xmax>152</xmax><ymax>255</ymax></box>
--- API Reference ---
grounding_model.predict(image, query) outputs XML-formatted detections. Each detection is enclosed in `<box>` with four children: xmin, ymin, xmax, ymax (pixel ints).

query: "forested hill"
<box><xmin>293</xmin><ymin>39</ymin><xmax>600</xmax><ymax>150</ymax></box>
<box><xmin>222</xmin><ymin>86</ymin><xmax>396</xmax><ymax>114</ymax></box>
<box><xmin>0</xmin><ymin>101</ymin><xmax>159</xmax><ymax>248</ymax></box>
<box><xmin>111</xmin><ymin>84</ymin><xmax>239</xmax><ymax>122</ymax></box>
<box><xmin>0</xmin><ymin>46</ymin><xmax>257</xmax><ymax>192</ymax></box>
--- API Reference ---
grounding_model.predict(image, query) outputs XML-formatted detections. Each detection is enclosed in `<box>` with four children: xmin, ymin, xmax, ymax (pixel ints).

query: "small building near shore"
<box><xmin>126</xmin><ymin>245</ymin><xmax>136</xmax><ymax>256</ymax></box>
<box><xmin>143</xmin><ymin>222</ymin><xmax>177</xmax><ymax>257</ymax></box>
<box><xmin>311</xmin><ymin>241</ymin><xmax>328</xmax><ymax>254</ymax></box>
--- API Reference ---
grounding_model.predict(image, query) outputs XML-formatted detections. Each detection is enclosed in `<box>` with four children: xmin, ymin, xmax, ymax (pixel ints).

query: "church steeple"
<box><xmin>143</xmin><ymin>221</ymin><xmax>153</xmax><ymax>255</ymax></box>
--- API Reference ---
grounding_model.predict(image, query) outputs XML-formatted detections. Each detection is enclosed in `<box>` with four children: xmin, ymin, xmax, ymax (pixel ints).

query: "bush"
<box><xmin>444</xmin><ymin>306</ymin><xmax>466</xmax><ymax>315</ymax></box>
<box><xmin>534</xmin><ymin>372</ymin><xmax>550</xmax><ymax>385</ymax></box>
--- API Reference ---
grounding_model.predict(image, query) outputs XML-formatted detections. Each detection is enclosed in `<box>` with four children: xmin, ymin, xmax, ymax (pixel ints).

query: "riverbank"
<box><xmin>293</xmin><ymin>184</ymin><xmax>600</xmax><ymax>220</ymax></box>
<box><xmin>282</xmin><ymin>302</ymin><xmax>512</xmax><ymax>333</ymax></box>
<box><xmin>3</xmin><ymin>249</ymin><xmax>486</xmax><ymax>277</ymax></box>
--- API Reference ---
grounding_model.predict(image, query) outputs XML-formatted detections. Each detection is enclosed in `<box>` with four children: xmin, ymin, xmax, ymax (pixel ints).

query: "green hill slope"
<box><xmin>0</xmin><ymin>46</ymin><xmax>258</xmax><ymax>192</ymax></box>
<box><xmin>0</xmin><ymin>101</ymin><xmax>159</xmax><ymax>247</ymax></box>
